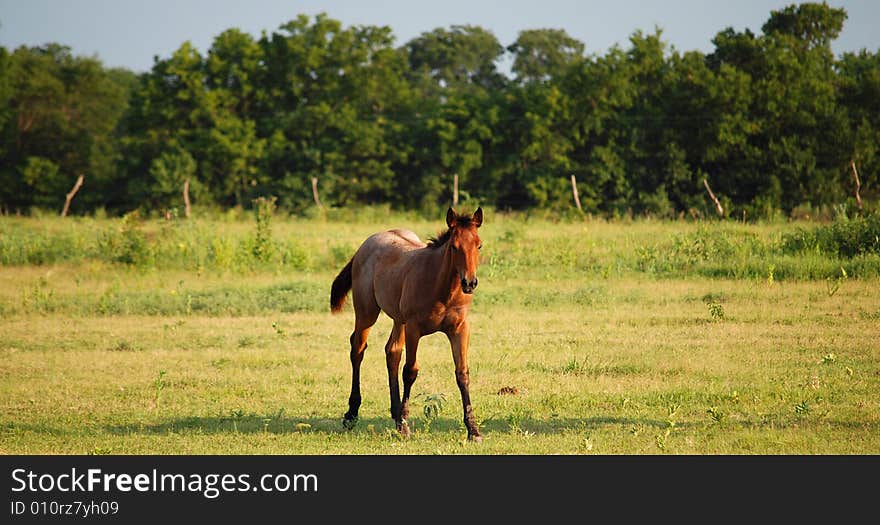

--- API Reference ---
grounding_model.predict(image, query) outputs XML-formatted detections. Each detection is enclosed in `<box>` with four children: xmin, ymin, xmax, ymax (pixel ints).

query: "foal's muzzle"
<box><xmin>461</xmin><ymin>277</ymin><xmax>478</xmax><ymax>294</ymax></box>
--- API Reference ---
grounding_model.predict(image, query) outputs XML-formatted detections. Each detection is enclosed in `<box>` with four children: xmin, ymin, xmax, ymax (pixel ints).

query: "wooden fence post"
<box><xmin>851</xmin><ymin>160</ymin><xmax>862</xmax><ymax>211</ymax></box>
<box><xmin>453</xmin><ymin>174</ymin><xmax>459</xmax><ymax>207</ymax></box>
<box><xmin>60</xmin><ymin>174</ymin><xmax>84</xmax><ymax>217</ymax></box>
<box><xmin>570</xmin><ymin>174</ymin><xmax>583</xmax><ymax>212</ymax></box>
<box><xmin>311</xmin><ymin>177</ymin><xmax>324</xmax><ymax>209</ymax></box>
<box><xmin>703</xmin><ymin>178</ymin><xmax>724</xmax><ymax>217</ymax></box>
<box><xmin>183</xmin><ymin>178</ymin><xmax>191</xmax><ymax>218</ymax></box>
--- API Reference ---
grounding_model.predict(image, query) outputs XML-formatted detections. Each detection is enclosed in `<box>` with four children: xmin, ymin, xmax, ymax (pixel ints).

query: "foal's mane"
<box><xmin>426</xmin><ymin>213</ymin><xmax>475</xmax><ymax>250</ymax></box>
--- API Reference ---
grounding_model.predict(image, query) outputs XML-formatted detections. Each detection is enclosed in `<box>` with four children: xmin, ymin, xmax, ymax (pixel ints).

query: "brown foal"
<box><xmin>330</xmin><ymin>207</ymin><xmax>484</xmax><ymax>441</ymax></box>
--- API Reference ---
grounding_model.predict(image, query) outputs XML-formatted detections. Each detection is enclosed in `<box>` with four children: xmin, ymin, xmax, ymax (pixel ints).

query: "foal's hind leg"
<box><xmin>343</xmin><ymin>298</ymin><xmax>380</xmax><ymax>429</ymax></box>
<box><xmin>384</xmin><ymin>321</ymin><xmax>409</xmax><ymax>436</ymax></box>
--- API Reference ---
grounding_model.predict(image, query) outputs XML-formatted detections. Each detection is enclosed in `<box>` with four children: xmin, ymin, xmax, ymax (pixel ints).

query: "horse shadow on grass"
<box><xmin>104</xmin><ymin>414</ymin><xmax>388</xmax><ymax>437</ymax></box>
<box><xmin>21</xmin><ymin>413</ymin><xmax>879</xmax><ymax>443</ymax></box>
<box><xmin>102</xmin><ymin>412</ymin><xmax>680</xmax><ymax>437</ymax></box>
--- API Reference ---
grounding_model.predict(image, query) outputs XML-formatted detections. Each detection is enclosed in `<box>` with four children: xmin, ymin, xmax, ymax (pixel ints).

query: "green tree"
<box><xmin>121</xmin><ymin>42</ymin><xmax>207</xmax><ymax>208</ymax></box>
<box><xmin>508</xmin><ymin>28</ymin><xmax>584</xmax><ymax>85</ymax></box>
<box><xmin>21</xmin><ymin>156</ymin><xmax>64</xmax><ymax>208</ymax></box>
<box><xmin>0</xmin><ymin>44</ymin><xmax>129</xmax><ymax>213</ymax></box>
<box><xmin>762</xmin><ymin>2</ymin><xmax>846</xmax><ymax>51</ymax></box>
<box><xmin>405</xmin><ymin>25</ymin><xmax>505</xmax><ymax>93</ymax></box>
<box><xmin>837</xmin><ymin>50</ymin><xmax>880</xmax><ymax>203</ymax></box>
<box><xmin>756</xmin><ymin>3</ymin><xmax>850</xmax><ymax>211</ymax></box>
<box><xmin>259</xmin><ymin>14</ymin><xmax>411</xmax><ymax>210</ymax></box>
<box><xmin>148</xmin><ymin>148</ymin><xmax>203</xmax><ymax>211</ymax></box>
<box><xmin>703</xmin><ymin>3</ymin><xmax>851</xmax><ymax>215</ymax></box>
<box><xmin>399</xmin><ymin>25</ymin><xmax>506</xmax><ymax>208</ymax></box>
<box><xmin>3</xmin><ymin>4</ymin><xmax>873</xmax><ymax>217</ymax></box>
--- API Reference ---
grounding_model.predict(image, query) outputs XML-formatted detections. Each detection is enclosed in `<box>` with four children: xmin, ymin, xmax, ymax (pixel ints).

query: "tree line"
<box><xmin>1</xmin><ymin>3</ymin><xmax>877</xmax><ymax>218</ymax></box>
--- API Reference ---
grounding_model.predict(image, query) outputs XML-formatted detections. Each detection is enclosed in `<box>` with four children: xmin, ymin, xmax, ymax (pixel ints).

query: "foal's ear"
<box><xmin>472</xmin><ymin>207</ymin><xmax>483</xmax><ymax>228</ymax></box>
<box><xmin>446</xmin><ymin>207</ymin><xmax>457</xmax><ymax>228</ymax></box>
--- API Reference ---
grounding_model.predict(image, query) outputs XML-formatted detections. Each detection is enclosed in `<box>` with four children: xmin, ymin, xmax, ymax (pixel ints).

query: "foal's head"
<box><xmin>445</xmin><ymin>207</ymin><xmax>483</xmax><ymax>294</ymax></box>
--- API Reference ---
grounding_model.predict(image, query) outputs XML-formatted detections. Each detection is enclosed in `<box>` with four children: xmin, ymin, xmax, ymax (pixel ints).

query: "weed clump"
<box><xmin>97</xmin><ymin>211</ymin><xmax>152</xmax><ymax>265</ymax></box>
<box><xmin>782</xmin><ymin>213</ymin><xmax>880</xmax><ymax>258</ymax></box>
<box><xmin>251</xmin><ymin>196</ymin><xmax>277</xmax><ymax>263</ymax></box>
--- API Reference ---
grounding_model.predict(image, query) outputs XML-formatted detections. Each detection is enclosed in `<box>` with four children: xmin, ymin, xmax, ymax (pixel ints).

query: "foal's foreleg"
<box><xmin>448</xmin><ymin>323</ymin><xmax>482</xmax><ymax>442</ymax></box>
<box><xmin>384</xmin><ymin>322</ymin><xmax>408</xmax><ymax>436</ymax></box>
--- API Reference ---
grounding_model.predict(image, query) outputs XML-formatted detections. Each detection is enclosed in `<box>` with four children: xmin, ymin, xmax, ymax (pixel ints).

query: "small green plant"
<box><xmin>826</xmin><ymin>278</ymin><xmax>840</xmax><ymax>296</ymax></box>
<box><xmin>503</xmin><ymin>408</ymin><xmax>535</xmax><ymax>437</ymax></box>
<box><xmin>821</xmin><ymin>353</ymin><xmax>836</xmax><ymax>365</ymax></box>
<box><xmin>152</xmin><ymin>370</ymin><xmax>167</xmax><ymax>410</ymax></box>
<box><xmin>665</xmin><ymin>402</ymin><xmax>681</xmax><ymax>429</ymax></box>
<box><xmin>707</xmin><ymin>301</ymin><xmax>725</xmax><ymax>321</ymax></box>
<box><xmin>826</xmin><ymin>266</ymin><xmax>847</xmax><ymax>297</ymax></box>
<box><xmin>21</xmin><ymin>275</ymin><xmax>59</xmax><ymax>314</ymax></box>
<box><xmin>767</xmin><ymin>264</ymin><xmax>776</xmax><ymax>286</ymax></box>
<box><xmin>210</xmin><ymin>358</ymin><xmax>230</xmax><ymax>368</ymax></box>
<box><xmin>581</xmin><ymin>435</ymin><xmax>594</xmax><ymax>452</ymax></box>
<box><xmin>561</xmin><ymin>357</ymin><xmax>583</xmax><ymax>374</ymax></box>
<box><xmin>163</xmin><ymin>319</ymin><xmax>186</xmax><ymax>332</ymax></box>
<box><xmin>655</xmin><ymin>428</ymin><xmax>672</xmax><ymax>451</ymax></box>
<box><xmin>707</xmin><ymin>406</ymin><xmax>726</xmax><ymax>423</ymax></box>
<box><xmin>109</xmin><ymin>340</ymin><xmax>136</xmax><ymax>352</ymax></box>
<box><xmin>794</xmin><ymin>400</ymin><xmax>811</xmax><ymax>415</ymax></box>
<box><xmin>419</xmin><ymin>392</ymin><xmax>446</xmax><ymax>432</ymax></box>
<box><xmin>228</xmin><ymin>408</ymin><xmax>245</xmax><ymax>433</ymax></box>
<box><xmin>272</xmin><ymin>321</ymin><xmax>285</xmax><ymax>337</ymax></box>
<box><xmin>725</xmin><ymin>391</ymin><xmax>740</xmax><ymax>406</ymax></box>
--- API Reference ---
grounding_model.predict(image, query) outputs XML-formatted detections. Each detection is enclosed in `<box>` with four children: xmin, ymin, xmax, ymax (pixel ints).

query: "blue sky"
<box><xmin>1</xmin><ymin>0</ymin><xmax>878</xmax><ymax>73</ymax></box>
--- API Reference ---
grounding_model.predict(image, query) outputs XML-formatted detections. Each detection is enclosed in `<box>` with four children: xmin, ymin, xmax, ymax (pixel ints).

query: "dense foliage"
<box><xmin>1</xmin><ymin>4</ymin><xmax>877</xmax><ymax>217</ymax></box>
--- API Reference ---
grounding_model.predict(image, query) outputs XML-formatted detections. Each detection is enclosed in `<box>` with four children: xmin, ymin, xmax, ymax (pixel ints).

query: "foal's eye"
<box><xmin>478</xmin><ymin>244</ymin><xmax>483</xmax><ymax>251</ymax></box>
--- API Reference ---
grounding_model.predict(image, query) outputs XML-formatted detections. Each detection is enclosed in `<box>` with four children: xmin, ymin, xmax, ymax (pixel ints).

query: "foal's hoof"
<box><xmin>468</xmin><ymin>433</ymin><xmax>483</xmax><ymax>443</ymax></box>
<box><xmin>342</xmin><ymin>415</ymin><xmax>358</xmax><ymax>430</ymax></box>
<box><xmin>397</xmin><ymin>419</ymin><xmax>411</xmax><ymax>438</ymax></box>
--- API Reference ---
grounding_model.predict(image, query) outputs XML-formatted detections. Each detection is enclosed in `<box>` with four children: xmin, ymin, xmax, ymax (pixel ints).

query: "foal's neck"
<box><xmin>431</xmin><ymin>242</ymin><xmax>462</xmax><ymax>301</ymax></box>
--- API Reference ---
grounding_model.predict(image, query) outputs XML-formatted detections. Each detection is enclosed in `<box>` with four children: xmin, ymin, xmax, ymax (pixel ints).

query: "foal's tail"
<box><xmin>330</xmin><ymin>258</ymin><xmax>354</xmax><ymax>314</ymax></box>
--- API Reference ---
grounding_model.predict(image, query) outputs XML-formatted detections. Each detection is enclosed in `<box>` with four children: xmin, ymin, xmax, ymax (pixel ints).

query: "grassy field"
<box><xmin>1</xmin><ymin>209</ymin><xmax>879</xmax><ymax>454</ymax></box>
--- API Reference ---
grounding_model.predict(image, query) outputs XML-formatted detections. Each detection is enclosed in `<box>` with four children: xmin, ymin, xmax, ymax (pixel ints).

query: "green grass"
<box><xmin>1</xmin><ymin>211</ymin><xmax>879</xmax><ymax>454</ymax></box>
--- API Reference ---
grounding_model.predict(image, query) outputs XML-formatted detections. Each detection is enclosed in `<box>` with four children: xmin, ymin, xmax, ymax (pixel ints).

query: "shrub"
<box><xmin>96</xmin><ymin>211</ymin><xmax>152</xmax><ymax>265</ymax></box>
<box><xmin>251</xmin><ymin>196</ymin><xmax>277</xmax><ymax>263</ymax></box>
<box><xmin>782</xmin><ymin>213</ymin><xmax>880</xmax><ymax>258</ymax></box>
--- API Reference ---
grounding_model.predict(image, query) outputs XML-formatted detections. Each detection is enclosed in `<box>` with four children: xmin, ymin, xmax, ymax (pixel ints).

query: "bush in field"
<box><xmin>636</xmin><ymin>224</ymin><xmax>769</xmax><ymax>277</ymax></box>
<box><xmin>97</xmin><ymin>211</ymin><xmax>152</xmax><ymax>265</ymax></box>
<box><xmin>782</xmin><ymin>213</ymin><xmax>880</xmax><ymax>258</ymax></box>
<box><xmin>251</xmin><ymin>196</ymin><xmax>277</xmax><ymax>263</ymax></box>
<box><xmin>668</xmin><ymin>226</ymin><xmax>739</xmax><ymax>266</ymax></box>
<box><xmin>0</xmin><ymin>225</ymin><xmax>87</xmax><ymax>265</ymax></box>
